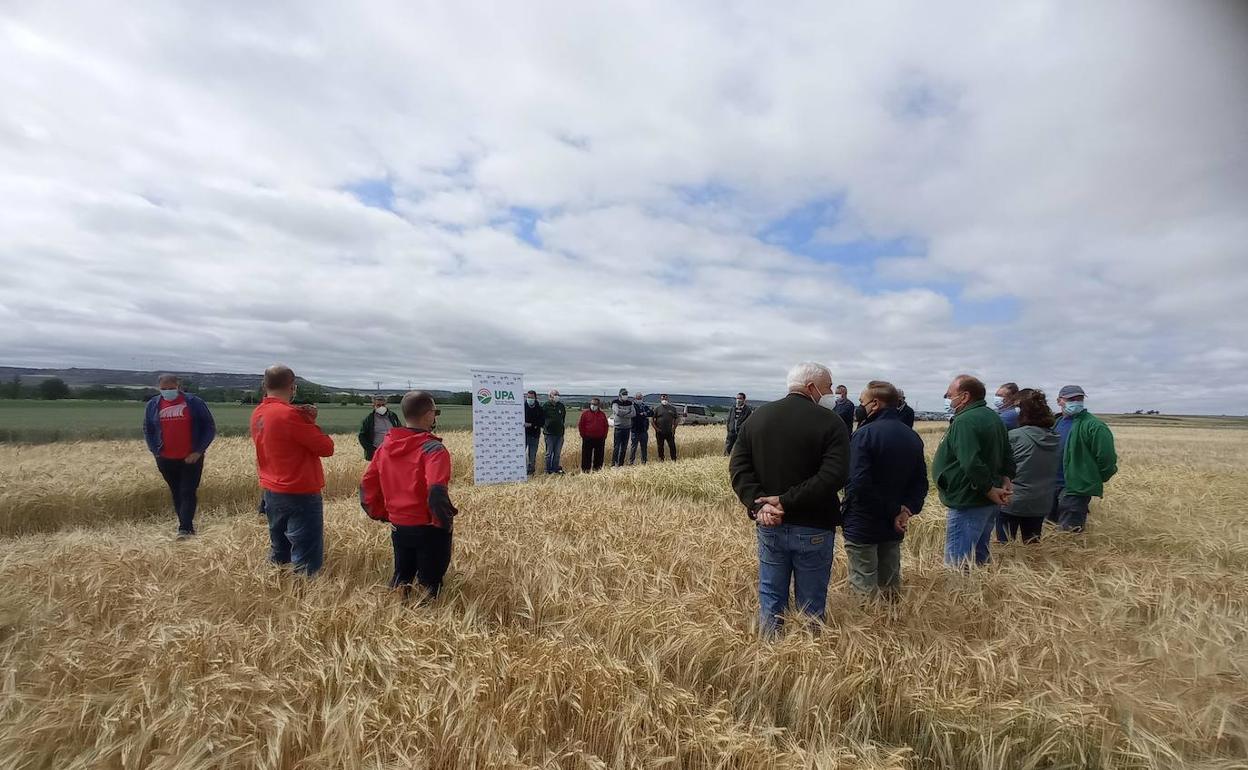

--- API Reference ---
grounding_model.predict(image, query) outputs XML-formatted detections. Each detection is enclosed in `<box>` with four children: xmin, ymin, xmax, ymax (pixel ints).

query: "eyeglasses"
<box><xmin>434</xmin><ymin>409</ymin><xmax>441</xmax><ymax>416</ymax></box>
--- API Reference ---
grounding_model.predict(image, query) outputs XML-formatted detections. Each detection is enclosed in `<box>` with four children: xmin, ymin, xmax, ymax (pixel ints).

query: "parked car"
<box><xmin>676</xmin><ymin>403</ymin><xmax>721</xmax><ymax>426</ymax></box>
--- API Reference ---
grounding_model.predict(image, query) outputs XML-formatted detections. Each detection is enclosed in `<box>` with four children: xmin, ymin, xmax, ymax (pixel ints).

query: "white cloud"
<box><xmin>0</xmin><ymin>0</ymin><xmax>1245</xmax><ymax>413</ymax></box>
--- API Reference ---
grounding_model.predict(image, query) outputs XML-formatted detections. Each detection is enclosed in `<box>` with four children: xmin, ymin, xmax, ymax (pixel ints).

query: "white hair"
<box><xmin>786</xmin><ymin>361</ymin><xmax>832</xmax><ymax>391</ymax></box>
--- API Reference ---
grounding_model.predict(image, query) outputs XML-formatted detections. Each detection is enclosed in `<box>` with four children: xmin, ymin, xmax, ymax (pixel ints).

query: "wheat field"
<box><xmin>0</xmin><ymin>424</ymin><xmax>1246</xmax><ymax>769</ymax></box>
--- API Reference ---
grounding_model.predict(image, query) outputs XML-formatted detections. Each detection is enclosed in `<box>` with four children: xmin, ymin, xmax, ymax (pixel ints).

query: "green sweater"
<box><xmin>1063</xmin><ymin>411</ymin><xmax>1117</xmax><ymax>497</ymax></box>
<box><xmin>542</xmin><ymin>400</ymin><xmax>567</xmax><ymax>435</ymax></box>
<box><xmin>932</xmin><ymin>400</ymin><xmax>1016</xmax><ymax>509</ymax></box>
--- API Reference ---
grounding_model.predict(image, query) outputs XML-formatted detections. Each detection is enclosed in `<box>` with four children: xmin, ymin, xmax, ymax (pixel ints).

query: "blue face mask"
<box><xmin>159</xmin><ymin>388</ymin><xmax>179</xmax><ymax>401</ymax></box>
<box><xmin>992</xmin><ymin>395</ymin><xmax>1006</xmax><ymax>409</ymax></box>
<box><xmin>1064</xmin><ymin>401</ymin><xmax>1086</xmax><ymax>416</ymax></box>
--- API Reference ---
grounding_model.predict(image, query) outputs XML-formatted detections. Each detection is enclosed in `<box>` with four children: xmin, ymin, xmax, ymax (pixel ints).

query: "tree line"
<box><xmin>0</xmin><ymin>376</ymin><xmax>478</xmax><ymax>406</ymax></box>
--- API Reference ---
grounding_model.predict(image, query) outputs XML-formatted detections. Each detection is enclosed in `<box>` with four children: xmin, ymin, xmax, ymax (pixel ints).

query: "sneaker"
<box><xmin>176</xmin><ymin>530</ymin><xmax>196</xmax><ymax>541</ymax></box>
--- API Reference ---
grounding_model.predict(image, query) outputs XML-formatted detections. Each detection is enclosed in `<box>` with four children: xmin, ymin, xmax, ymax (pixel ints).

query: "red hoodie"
<box><xmin>250</xmin><ymin>397</ymin><xmax>335</xmax><ymax>494</ymax></box>
<box><xmin>578</xmin><ymin>408</ymin><xmax>609</xmax><ymax>439</ymax></box>
<box><xmin>360</xmin><ymin>427</ymin><xmax>457</xmax><ymax>529</ymax></box>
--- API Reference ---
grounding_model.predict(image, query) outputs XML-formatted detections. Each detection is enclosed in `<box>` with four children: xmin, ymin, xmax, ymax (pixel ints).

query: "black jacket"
<box><xmin>833</xmin><ymin>399</ymin><xmax>855</xmax><ymax>433</ymax></box>
<box><xmin>358</xmin><ymin>408</ymin><xmax>402</xmax><ymax>461</ymax></box>
<box><xmin>898</xmin><ymin>402</ymin><xmax>915</xmax><ymax>428</ymax></box>
<box><xmin>524</xmin><ymin>399</ymin><xmax>544</xmax><ymax>438</ymax></box>
<box><xmin>726</xmin><ymin>403</ymin><xmax>753</xmax><ymax>434</ymax></box>
<box><xmin>729</xmin><ymin>393</ymin><xmax>850</xmax><ymax>530</ymax></box>
<box><xmin>842</xmin><ymin>408</ymin><xmax>929</xmax><ymax>544</ymax></box>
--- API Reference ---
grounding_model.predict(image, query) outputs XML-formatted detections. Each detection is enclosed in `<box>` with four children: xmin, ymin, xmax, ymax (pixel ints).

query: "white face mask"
<box><xmin>375</xmin><ymin>406</ymin><xmax>387</xmax><ymax>415</ymax></box>
<box><xmin>590</xmin><ymin>404</ymin><xmax>599</xmax><ymax>411</ymax></box>
<box><xmin>944</xmin><ymin>397</ymin><xmax>955</xmax><ymax>412</ymax></box>
<box><xmin>525</xmin><ymin>397</ymin><xmax>536</xmax><ymax>406</ymax></box>
<box><xmin>809</xmin><ymin>385</ymin><xmax>837</xmax><ymax>410</ymax></box>
<box><xmin>736</xmin><ymin>400</ymin><xmax>745</xmax><ymax>407</ymax></box>
<box><xmin>835</xmin><ymin>393</ymin><xmax>846</xmax><ymax>402</ymax></box>
<box><xmin>660</xmin><ymin>399</ymin><xmax>669</xmax><ymax>406</ymax></box>
<box><xmin>549</xmin><ymin>395</ymin><xmax>559</xmax><ymax>403</ymax></box>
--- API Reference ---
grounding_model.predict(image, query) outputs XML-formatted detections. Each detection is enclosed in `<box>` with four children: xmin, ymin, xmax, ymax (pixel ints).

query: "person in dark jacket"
<box><xmin>629</xmin><ymin>392</ymin><xmax>651</xmax><ymax>464</ymax></box>
<box><xmin>523</xmin><ymin>390</ymin><xmax>543</xmax><ymax>476</ymax></box>
<box><xmin>833</xmin><ymin>385</ymin><xmax>855</xmax><ymax>434</ymax></box>
<box><xmin>143</xmin><ymin>374</ymin><xmax>217</xmax><ymax>539</ymax></box>
<box><xmin>994</xmin><ymin>382</ymin><xmax>1021</xmax><ymax>430</ymax></box>
<box><xmin>652</xmin><ymin>395</ymin><xmax>681</xmax><ymax>461</ymax></box>
<box><xmin>578</xmin><ymin>397</ymin><xmax>609</xmax><ymax>471</ymax></box>
<box><xmin>542</xmin><ymin>390</ymin><xmax>567</xmax><ymax>475</ymax></box>
<box><xmin>842</xmin><ymin>381</ymin><xmax>928</xmax><ymax>598</ymax></box>
<box><xmin>932</xmin><ymin>375</ymin><xmax>1016</xmax><ymax>568</ymax></box>
<box><xmin>358</xmin><ymin>394</ymin><xmax>402</xmax><ymax>461</ymax></box>
<box><xmin>897</xmin><ymin>389</ymin><xmax>915</xmax><ymax>428</ymax></box>
<box><xmin>730</xmin><ymin>361</ymin><xmax>850</xmax><ymax>636</ymax></box>
<box><xmin>724</xmin><ymin>392</ymin><xmax>753</xmax><ymax>455</ymax></box>
<box><xmin>1000</xmin><ymin>388</ymin><xmax>1059</xmax><ymax>543</ymax></box>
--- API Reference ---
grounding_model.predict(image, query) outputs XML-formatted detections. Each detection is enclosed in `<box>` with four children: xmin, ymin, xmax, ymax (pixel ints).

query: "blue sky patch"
<box><xmin>342</xmin><ymin>177</ymin><xmax>396</xmax><ymax>211</ymax></box>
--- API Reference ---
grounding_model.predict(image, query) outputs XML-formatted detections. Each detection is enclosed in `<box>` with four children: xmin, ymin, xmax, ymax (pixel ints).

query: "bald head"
<box><xmin>401</xmin><ymin>390</ymin><xmax>438</xmax><ymax>429</ymax></box>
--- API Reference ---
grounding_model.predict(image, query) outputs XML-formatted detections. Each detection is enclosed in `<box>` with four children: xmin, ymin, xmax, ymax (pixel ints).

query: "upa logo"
<box><xmin>476</xmin><ymin>387</ymin><xmax>493</xmax><ymax>405</ymax></box>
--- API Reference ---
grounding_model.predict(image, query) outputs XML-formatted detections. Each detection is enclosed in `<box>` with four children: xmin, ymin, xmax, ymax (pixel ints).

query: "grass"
<box><xmin>0</xmin><ymin>424</ymin><xmax>1246</xmax><ymax>768</ymax></box>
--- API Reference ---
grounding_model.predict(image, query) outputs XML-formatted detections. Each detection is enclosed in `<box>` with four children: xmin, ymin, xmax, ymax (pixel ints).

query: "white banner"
<box><xmin>470</xmin><ymin>370</ymin><xmax>526</xmax><ymax>485</ymax></box>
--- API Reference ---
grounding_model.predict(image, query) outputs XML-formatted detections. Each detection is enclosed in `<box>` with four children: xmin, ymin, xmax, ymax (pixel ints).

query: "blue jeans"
<box><xmin>611</xmin><ymin>428</ymin><xmax>631</xmax><ymax>466</ymax></box>
<box><xmin>1047</xmin><ymin>487</ymin><xmax>1091</xmax><ymax>532</ymax></box>
<box><xmin>628</xmin><ymin>428</ymin><xmax>648</xmax><ymax>464</ymax></box>
<box><xmin>945</xmin><ymin>505</ymin><xmax>997</xmax><ymax>568</ymax></box>
<box><xmin>544</xmin><ymin>432</ymin><xmax>565</xmax><ymax>474</ymax></box>
<box><xmin>263</xmin><ymin>490</ymin><xmax>324</xmax><ymax>576</ymax></box>
<box><xmin>756</xmin><ymin>524</ymin><xmax>835</xmax><ymax>635</ymax></box>
<box><xmin>525</xmin><ymin>432</ymin><xmax>540</xmax><ymax>475</ymax></box>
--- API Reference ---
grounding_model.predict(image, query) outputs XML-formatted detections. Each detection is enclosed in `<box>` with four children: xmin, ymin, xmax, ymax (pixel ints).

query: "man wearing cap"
<box><xmin>1049</xmin><ymin>385</ymin><xmax>1118</xmax><ymax>532</ymax></box>
<box><xmin>358</xmin><ymin>394</ymin><xmax>402</xmax><ymax>461</ymax></box>
<box><xmin>610</xmin><ymin>389</ymin><xmax>636</xmax><ymax>467</ymax></box>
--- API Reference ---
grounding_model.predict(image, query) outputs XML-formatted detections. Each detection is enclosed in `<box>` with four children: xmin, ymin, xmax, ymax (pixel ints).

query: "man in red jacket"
<box><xmin>360</xmin><ymin>391</ymin><xmax>459</xmax><ymax>599</ymax></box>
<box><xmin>250</xmin><ymin>365</ymin><xmax>335</xmax><ymax>576</ymax></box>
<box><xmin>578</xmin><ymin>397</ymin><xmax>609</xmax><ymax>472</ymax></box>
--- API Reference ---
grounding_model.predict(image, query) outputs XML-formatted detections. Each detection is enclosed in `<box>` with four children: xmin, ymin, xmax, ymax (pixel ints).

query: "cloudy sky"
<box><xmin>2</xmin><ymin>2</ymin><xmax>1246</xmax><ymax>412</ymax></box>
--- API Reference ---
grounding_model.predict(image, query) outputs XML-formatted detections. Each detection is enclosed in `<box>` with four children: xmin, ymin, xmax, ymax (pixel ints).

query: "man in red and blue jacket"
<box><xmin>360</xmin><ymin>391</ymin><xmax>459</xmax><ymax>599</ymax></box>
<box><xmin>143</xmin><ymin>373</ymin><xmax>216</xmax><ymax>538</ymax></box>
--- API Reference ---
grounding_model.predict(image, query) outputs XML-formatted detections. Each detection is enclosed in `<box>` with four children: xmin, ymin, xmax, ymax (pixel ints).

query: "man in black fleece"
<box><xmin>729</xmin><ymin>361</ymin><xmax>850</xmax><ymax>636</ymax></box>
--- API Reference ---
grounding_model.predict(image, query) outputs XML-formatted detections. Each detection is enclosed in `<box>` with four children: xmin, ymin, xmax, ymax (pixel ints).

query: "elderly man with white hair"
<box><xmin>729</xmin><ymin>361</ymin><xmax>851</xmax><ymax>636</ymax></box>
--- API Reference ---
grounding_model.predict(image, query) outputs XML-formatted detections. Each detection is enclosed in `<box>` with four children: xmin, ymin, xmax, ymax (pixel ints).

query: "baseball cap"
<box><xmin>1058</xmin><ymin>385</ymin><xmax>1086</xmax><ymax>399</ymax></box>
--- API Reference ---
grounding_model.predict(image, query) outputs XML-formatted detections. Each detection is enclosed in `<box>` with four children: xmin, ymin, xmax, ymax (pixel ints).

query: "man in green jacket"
<box><xmin>542</xmin><ymin>389</ymin><xmax>567</xmax><ymax>475</ymax></box>
<box><xmin>358</xmin><ymin>394</ymin><xmax>402</xmax><ymax>461</ymax></box>
<box><xmin>1048</xmin><ymin>385</ymin><xmax>1117</xmax><ymax>532</ymax></box>
<box><xmin>932</xmin><ymin>375</ymin><xmax>1016</xmax><ymax>568</ymax></box>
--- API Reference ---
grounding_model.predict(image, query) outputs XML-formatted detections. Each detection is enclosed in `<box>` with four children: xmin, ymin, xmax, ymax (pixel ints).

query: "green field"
<box><xmin>0</xmin><ymin>400</ymin><xmax>589</xmax><ymax>443</ymax></box>
<box><xmin>1</xmin><ymin>399</ymin><xmax>1243</xmax><ymax>444</ymax></box>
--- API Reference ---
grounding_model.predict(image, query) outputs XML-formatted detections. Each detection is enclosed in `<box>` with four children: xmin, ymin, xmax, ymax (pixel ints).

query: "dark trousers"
<box><xmin>656</xmin><ymin>431</ymin><xmax>678</xmax><ymax>461</ymax></box>
<box><xmin>998</xmin><ymin>513</ymin><xmax>1044</xmax><ymax>543</ymax></box>
<box><xmin>725</xmin><ymin>432</ymin><xmax>738</xmax><ymax>456</ymax></box>
<box><xmin>581</xmin><ymin>436</ymin><xmax>606</xmax><ymax>472</ymax></box>
<box><xmin>628</xmin><ymin>428</ymin><xmax>648</xmax><ymax>464</ymax></box>
<box><xmin>611</xmin><ymin>428</ymin><xmax>631</xmax><ymax>466</ymax></box>
<box><xmin>1047</xmin><ymin>487</ymin><xmax>1092</xmax><ymax>532</ymax></box>
<box><xmin>155</xmin><ymin>456</ymin><xmax>203</xmax><ymax>534</ymax></box>
<box><xmin>263</xmin><ymin>491</ymin><xmax>324</xmax><ymax>576</ymax></box>
<box><xmin>391</xmin><ymin>524</ymin><xmax>452</xmax><ymax>599</ymax></box>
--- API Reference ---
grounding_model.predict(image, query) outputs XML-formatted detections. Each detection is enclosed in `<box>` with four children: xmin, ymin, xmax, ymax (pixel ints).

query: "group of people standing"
<box><xmin>140</xmin><ymin>362</ymin><xmax>1118</xmax><ymax>632</ymax></box>
<box><xmin>730</xmin><ymin>362</ymin><xmax>1118</xmax><ymax>636</ymax></box>
<box><xmin>523</xmin><ymin>389</ymin><xmax>684</xmax><ymax>475</ymax></box>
